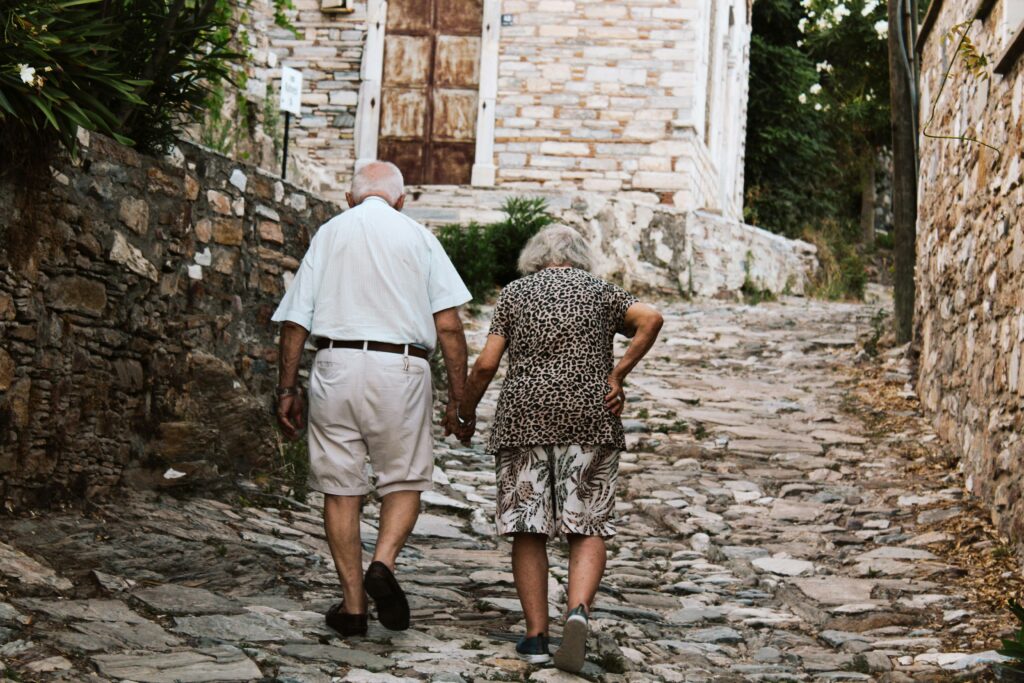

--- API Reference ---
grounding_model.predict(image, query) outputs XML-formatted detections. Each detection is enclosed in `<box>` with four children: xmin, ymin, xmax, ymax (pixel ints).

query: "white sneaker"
<box><xmin>553</xmin><ymin>605</ymin><xmax>588</xmax><ymax>673</ymax></box>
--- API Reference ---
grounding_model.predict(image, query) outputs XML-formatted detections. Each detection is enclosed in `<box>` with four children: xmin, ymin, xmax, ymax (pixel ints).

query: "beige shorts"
<box><xmin>307</xmin><ymin>347</ymin><xmax>434</xmax><ymax>497</ymax></box>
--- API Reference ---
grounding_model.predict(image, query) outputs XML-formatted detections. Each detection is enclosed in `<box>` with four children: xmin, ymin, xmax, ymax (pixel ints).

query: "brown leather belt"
<box><xmin>315</xmin><ymin>339</ymin><xmax>430</xmax><ymax>360</ymax></box>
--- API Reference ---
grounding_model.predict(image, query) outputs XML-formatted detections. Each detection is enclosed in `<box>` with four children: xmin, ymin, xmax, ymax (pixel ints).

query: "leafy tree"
<box><xmin>745</xmin><ymin>0</ymin><xmax>891</xmax><ymax>244</ymax></box>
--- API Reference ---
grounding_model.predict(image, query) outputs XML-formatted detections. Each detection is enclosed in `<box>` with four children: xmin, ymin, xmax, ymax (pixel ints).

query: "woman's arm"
<box><xmin>605</xmin><ymin>303</ymin><xmax>664</xmax><ymax>416</ymax></box>
<box><xmin>456</xmin><ymin>334</ymin><xmax>508</xmax><ymax>443</ymax></box>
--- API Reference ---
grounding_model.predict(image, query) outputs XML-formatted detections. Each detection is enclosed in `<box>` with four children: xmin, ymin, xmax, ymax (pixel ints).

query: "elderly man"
<box><xmin>271</xmin><ymin>161</ymin><xmax>471</xmax><ymax>637</ymax></box>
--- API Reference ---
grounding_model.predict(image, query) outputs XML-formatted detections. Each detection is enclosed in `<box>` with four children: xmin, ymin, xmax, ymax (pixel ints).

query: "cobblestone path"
<box><xmin>0</xmin><ymin>297</ymin><xmax>1007</xmax><ymax>682</ymax></box>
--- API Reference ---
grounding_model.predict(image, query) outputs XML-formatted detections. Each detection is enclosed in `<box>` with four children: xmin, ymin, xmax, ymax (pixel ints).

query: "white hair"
<box><xmin>350</xmin><ymin>161</ymin><xmax>404</xmax><ymax>205</ymax></box>
<box><xmin>517</xmin><ymin>224</ymin><xmax>594</xmax><ymax>275</ymax></box>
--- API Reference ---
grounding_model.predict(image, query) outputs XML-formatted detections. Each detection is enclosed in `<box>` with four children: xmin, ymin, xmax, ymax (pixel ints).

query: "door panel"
<box><xmin>383</xmin><ymin>36</ymin><xmax>432</xmax><ymax>86</ymax></box>
<box><xmin>434</xmin><ymin>36</ymin><xmax>481</xmax><ymax>87</ymax></box>
<box><xmin>430</xmin><ymin>143</ymin><xmax>476</xmax><ymax>184</ymax></box>
<box><xmin>378</xmin><ymin>139</ymin><xmax>425</xmax><ymax>185</ymax></box>
<box><xmin>379</xmin><ymin>0</ymin><xmax>482</xmax><ymax>185</ymax></box>
<box><xmin>387</xmin><ymin>1</ymin><xmax>431</xmax><ymax>33</ymax></box>
<box><xmin>380</xmin><ymin>89</ymin><xmax>428</xmax><ymax>138</ymax></box>
<box><xmin>437</xmin><ymin>0</ymin><xmax>484</xmax><ymax>34</ymax></box>
<box><xmin>432</xmin><ymin>90</ymin><xmax>478</xmax><ymax>140</ymax></box>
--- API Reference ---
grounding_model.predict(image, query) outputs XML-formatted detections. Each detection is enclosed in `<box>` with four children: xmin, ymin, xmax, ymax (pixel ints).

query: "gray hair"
<box><xmin>517</xmin><ymin>224</ymin><xmax>594</xmax><ymax>275</ymax></box>
<box><xmin>351</xmin><ymin>161</ymin><xmax>404</xmax><ymax>205</ymax></box>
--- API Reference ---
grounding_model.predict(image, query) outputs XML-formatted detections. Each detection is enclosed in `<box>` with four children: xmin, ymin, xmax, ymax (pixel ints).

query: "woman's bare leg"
<box><xmin>512</xmin><ymin>533</ymin><xmax>550</xmax><ymax>635</ymax></box>
<box><xmin>566</xmin><ymin>534</ymin><xmax>606</xmax><ymax>613</ymax></box>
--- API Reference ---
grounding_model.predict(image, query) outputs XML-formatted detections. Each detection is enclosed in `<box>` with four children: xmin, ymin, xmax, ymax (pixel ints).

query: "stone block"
<box><xmin>47</xmin><ymin>276</ymin><xmax>107</xmax><ymax>316</ymax></box>
<box><xmin>185</xmin><ymin>174</ymin><xmax>200</xmax><ymax>201</ymax></box>
<box><xmin>538</xmin><ymin>25</ymin><xmax>578</xmax><ymax>38</ymax></box>
<box><xmin>118</xmin><ymin>197</ymin><xmax>149</xmax><ymax>234</ymax></box>
<box><xmin>539</xmin><ymin>141</ymin><xmax>590</xmax><ymax>156</ymax></box>
<box><xmin>258</xmin><ymin>220</ymin><xmax>284</xmax><ymax>244</ymax></box>
<box><xmin>147</xmin><ymin>167</ymin><xmax>183</xmax><ymax>197</ymax></box>
<box><xmin>582</xmin><ymin>177</ymin><xmax>623</xmax><ymax>192</ymax></box>
<box><xmin>229</xmin><ymin>169</ymin><xmax>248</xmax><ymax>192</ymax></box>
<box><xmin>109</xmin><ymin>232</ymin><xmax>159</xmax><ymax>283</ymax></box>
<box><xmin>213</xmin><ymin>249</ymin><xmax>240</xmax><ymax>275</ymax></box>
<box><xmin>0</xmin><ymin>348</ymin><xmax>15</xmax><ymax>391</ymax></box>
<box><xmin>211</xmin><ymin>218</ymin><xmax>245</xmax><ymax>246</ymax></box>
<box><xmin>195</xmin><ymin>218</ymin><xmax>212</xmax><ymax>243</ymax></box>
<box><xmin>585</xmin><ymin>67</ymin><xmax>648</xmax><ymax>86</ymax></box>
<box><xmin>207</xmin><ymin>190</ymin><xmax>233</xmax><ymax>215</ymax></box>
<box><xmin>632</xmin><ymin>171</ymin><xmax>687</xmax><ymax>190</ymax></box>
<box><xmin>329</xmin><ymin>90</ymin><xmax>358</xmax><ymax>106</ymax></box>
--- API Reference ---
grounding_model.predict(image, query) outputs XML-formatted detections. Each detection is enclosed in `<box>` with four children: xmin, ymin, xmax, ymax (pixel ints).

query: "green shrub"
<box><xmin>997</xmin><ymin>600</ymin><xmax>1024</xmax><ymax>675</ymax></box>
<box><xmin>94</xmin><ymin>0</ymin><xmax>242</xmax><ymax>155</ymax></box>
<box><xmin>488</xmin><ymin>196</ymin><xmax>556</xmax><ymax>286</ymax></box>
<box><xmin>0</xmin><ymin>1</ymin><xmax>144</xmax><ymax>170</ymax></box>
<box><xmin>436</xmin><ymin>197</ymin><xmax>555</xmax><ymax>302</ymax></box>
<box><xmin>839</xmin><ymin>251</ymin><xmax>867</xmax><ymax>300</ymax></box>
<box><xmin>436</xmin><ymin>221</ymin><xmax>497</xmax><ymax>302</ymax></box>
<box><xmin>0</xmin><ymin>0</ymin><xmax>242</xmax><ymax>176</ymax></box>
<box><xmin>803</xmin><ymin>221</ymin><xmax>868</xmax><ymax>301</ymax></box>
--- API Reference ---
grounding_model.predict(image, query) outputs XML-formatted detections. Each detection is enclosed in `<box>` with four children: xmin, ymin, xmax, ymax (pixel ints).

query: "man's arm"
<box><xmin>433</xmin><ymin>307</ymin><xmax>468</xmax><ymax>435</ymax></box>
<box><xmin>277</xmin><ymin>321</ymin><xmax>310</xmax><ymax>439</ymax></box>
<box><xmin>455</xmin><ymin>334</ymin><xmax>507</xmax><ymax>443</ymax></box>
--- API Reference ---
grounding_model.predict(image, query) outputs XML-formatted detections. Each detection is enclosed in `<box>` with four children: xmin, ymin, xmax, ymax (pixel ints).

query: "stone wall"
<box><xmin>401</xmin><ymin>186</ymin><xmax>817</xmax><ymax>296</ymax></box>
<box><xmin>231</xmin><ymin>0</ymin><xmax>751</xmax><ymax>217</ymax></box>
<box><xmin>0</xmin><ymin>133</ymin><xmax>337</xmax><ymax>510</ymax></box>
<box><xmin>915</xmin><ymin>1</ymin><xmax>1024</xmax><ymax>541</ymax></box>
<box><xmin>492</xmin><ymin>0</ymin><xmax>750</xmax><ymax>218</ymax></box>
<box><xmin>237</xmin><ymin>0</ymin><xmax>365</xmax><ymax>201</ymax></box>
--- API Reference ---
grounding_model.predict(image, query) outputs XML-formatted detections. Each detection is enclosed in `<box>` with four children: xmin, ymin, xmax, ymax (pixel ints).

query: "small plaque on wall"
<box><xmin>501</xmin><ymin>14</ymin><xmax>513</xmax><ymax>26</ymax></box>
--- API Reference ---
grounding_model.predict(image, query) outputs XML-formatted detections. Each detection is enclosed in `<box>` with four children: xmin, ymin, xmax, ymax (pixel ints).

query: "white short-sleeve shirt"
<box><xmin>271</xmin><ymin>196</ymin><xmax>471</xmax><ymax>351</ymax></box>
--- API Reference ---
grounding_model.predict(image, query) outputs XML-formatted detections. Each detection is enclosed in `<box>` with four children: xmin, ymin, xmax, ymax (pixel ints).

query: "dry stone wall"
<box><xmin>402</xmin><ymin>187</ymin><xmax>816</xmax><ymax>296</ymax></box>
<box><xmin>0</xmin><ymin>133</ymin><xmax>336</xmax><ymax>510</ymax></box>
<box><xmin>916</xmin><ymin>2</ymin><xmax>1024</xmax><ymax>541</ymax></box>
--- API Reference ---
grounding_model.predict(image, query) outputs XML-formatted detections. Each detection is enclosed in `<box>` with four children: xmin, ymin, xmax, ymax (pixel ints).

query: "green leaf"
<box><xmin>26</xmin><ymin>93</ymin><xmax>61</xmax><ymax>131</ymax></box>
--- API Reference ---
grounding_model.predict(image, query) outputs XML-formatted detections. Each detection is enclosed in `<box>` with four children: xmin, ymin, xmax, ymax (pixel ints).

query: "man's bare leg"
<box><xmin>371</xmin><ymin>490</ymin><xmax>421</xmax><ymax>570</ymax></box>
<box><xmin>324</xmin><ymin>494</ymin><xmax>367</xmax><ymax>613</ymax></box>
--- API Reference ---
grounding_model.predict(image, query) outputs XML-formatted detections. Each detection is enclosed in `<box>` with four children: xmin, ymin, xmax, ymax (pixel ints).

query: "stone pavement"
<box><xmin>0</xmin><ymin>295</ymin><xmax>1010</xmax><ymax>682</ymax></box>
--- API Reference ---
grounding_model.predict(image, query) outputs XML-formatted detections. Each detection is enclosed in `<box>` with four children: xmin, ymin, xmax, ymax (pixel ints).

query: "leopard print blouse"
<box><xmin>486</xmin><ymin>267</ymin><xmax>638</xmax><ymax>453</ymax></box>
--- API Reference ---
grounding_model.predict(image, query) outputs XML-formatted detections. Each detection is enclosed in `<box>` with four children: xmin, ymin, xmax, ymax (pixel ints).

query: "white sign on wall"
<box><xmin>279</xmin><ymin>66</ymin><xmax>303</xmax><ymax>116</ymax></box>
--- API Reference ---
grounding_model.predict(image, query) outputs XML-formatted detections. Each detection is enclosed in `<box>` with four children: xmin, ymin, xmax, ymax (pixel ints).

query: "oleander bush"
<box><xmin>0</xmin><ymin>0</ymin><xmax>242</xmax><ymax>178</ymax></box>
<box><xmin>0</xmin><ymin>1</ymin><xmax>143</xmax><ymax>173</ymax></box>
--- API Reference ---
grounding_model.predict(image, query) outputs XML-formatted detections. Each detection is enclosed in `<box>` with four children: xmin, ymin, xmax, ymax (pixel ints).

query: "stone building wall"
<box><xmin>915</xmin><ymin>1</ymin><xmax>1024</xmax><ymax>541</ymax></box>
<box><xmin>233</xmin><ymin>0</ymin><xmax>751</xmax><ymax>218</ymax></box>
<box><xmin>0</xmin><ymin>133</ymin><xmax>336</xmax><ymax>510</ymax></box>
<box><xmin>234</xmin><ymin>0</ymin><xmax>365</xmax><ymax>201</ymax></box>
<box><xmin>492</xmin><ymin>0</ymin><xmax>750</xmax><ymax>218</ymax></box>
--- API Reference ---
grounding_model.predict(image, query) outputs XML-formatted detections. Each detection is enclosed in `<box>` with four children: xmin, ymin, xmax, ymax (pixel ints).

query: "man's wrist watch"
<box><xmin>276</xmin><ymin>385</ymin><xmax>302</xmax><ymax>397</ymax></box>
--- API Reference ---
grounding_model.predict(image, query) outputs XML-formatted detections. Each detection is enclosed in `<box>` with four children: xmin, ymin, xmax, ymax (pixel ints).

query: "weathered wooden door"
<box><xmin>378</xmin><ymin>0</ymin><xmax>482</xmax><ymax>185</ymax></box>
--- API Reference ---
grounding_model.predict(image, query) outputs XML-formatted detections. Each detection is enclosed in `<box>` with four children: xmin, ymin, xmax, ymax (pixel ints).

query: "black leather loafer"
<box><xmin>364</xmin><ymin>561</ymin><xmax>410</xmax><ymax>631</ymax></box>
<box><xmin>325</xmin><ymin>601</ymin><xmax>368</xmax><ymax>637</ymax></box>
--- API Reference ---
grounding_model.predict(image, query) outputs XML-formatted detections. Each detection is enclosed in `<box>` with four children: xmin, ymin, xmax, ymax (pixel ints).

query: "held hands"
<box><xmin>604</xmin><ymin>374</ymin><xmax>626</xmax><ymax>416</ymax></box>
<box><xmin>276</xmin><ymin>390</ymin><xmax>305</xmax><ymax>440</ymax></box>
<box><xmin>443</xmin><ymin>401</ymin><xmax>476</xmax><ymax>446</ymax></box>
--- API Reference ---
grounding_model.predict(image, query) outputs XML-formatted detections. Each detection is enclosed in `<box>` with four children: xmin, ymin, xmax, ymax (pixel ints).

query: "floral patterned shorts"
<box><xmin>495</xmin><ymin>444</ymin><xmax>620</xmax><ymax>538</ymax></box>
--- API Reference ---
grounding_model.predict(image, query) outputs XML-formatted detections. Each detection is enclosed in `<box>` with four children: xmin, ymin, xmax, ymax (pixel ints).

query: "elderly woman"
<box><xmin>455</xmin><ymin>225</ymin><xmax>663</xmax><ymax>671</ymax></box>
